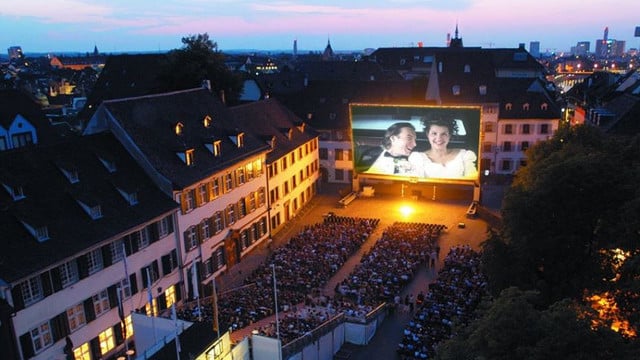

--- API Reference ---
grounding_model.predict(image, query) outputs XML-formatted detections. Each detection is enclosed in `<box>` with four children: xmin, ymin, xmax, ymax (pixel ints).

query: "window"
<box><xmin>133</xmin><ymin>228</ymin><xmax>150</xmax><ymax>250</ymax></box>
<box><xmin>258</xmin><ymin>188</ymin><xmax>266</xmax><ymax>206</ymax></box>
<box><xmin>198</xmin><ymin>184</ymin><xmax>208</xmax><ymax>205</ymax></box>
<box><xmin>227</xmin><ymin>204</ymin><xmax>236</xmax><ymax>224</ymax></box>
<box><xmin>59</xmin><ymin>260</ymin><xmax>79</xmax><ymax>288</ymax></box>
<box><xmin>484</xmin><ymin>122</ymin><xmax>494</xmax><ymax>132</ymax></box>
<box><xmin>501</xmin><ymin>160</ymin><xmax>512</xmax><ymax>171</ymax></box>
<box><xmin>73</xmin><ymin>342</ymin><xmax>91</xmax><ymax>360</ymax></box>
<box><xmin>158</xmin><ymin>216</ymin><xmax>171</xmax><ymax>238</ymax></box>
<box><xmin>98</xmin><ymin>327</ymin><xmax>116</xmax><ymax>356</ymax></box>
<box><xmin>319</xmin><ymin>148</ymin><xmax>328</xmax><ymax>160</ymax></box>
<box><xmin>335</xmin><ymin>169</ymin><xmax>344</xmax><ymax>180</ymax></box>
<box><xmin>541</xmin><ymin>103</ymin><xmax>548</xmax><ymax>111</ymax></box>
<box><xmin>185</xmin><ymin>226</ymin><xmax>198</xmax><ymax>250</ymax></box>
<box><xmin>201</xmin><ymin>219</ymin><xmax>212</xmax><ymax>239</ymax></box>
<box><xmin>479</xmin><ymin>85</ymin><xmax>487</xmax><ymax>95</ymax></box>
<box><xmin>521</xmin><ymin>141</ymin><xmax>530</xmax><ymax>151</ymax></box>
<box><xmin>284</xmin><ymin>181</ymin><xmax>290</xmax><ymax>195</ymax></box>
<box><xmin>183</xmin><ymin>189</ymin><xmax>196</xmax><ymax>212</ymax></box>
<box><xmin>174</xmin><ymin>122</ymin><xmax>184</xmax><ymax>135</ymax></box>
<box><xmin>522</xmin><ymin>124</ymin><xmax>530</xmax><ymax>134</ymax></box>
<box><xmin>236</xmin><ymin>133</ymin><xmax>244</xmax><ymax>148</ymax></box>
<box><xmin>12</xmin><ymin>132</ymin><xmax>34</xmax><ymax>148</ymax></box>
<box><xmin>483</xmin><ymin>142</ymin><xmax>493</xmax><ymax>153</ymax></box>
<box><xmin>165</xmin><ymin>285</ymin><xmax>177</xmax><ymax>308</ymax></box>
<box><xmin>519</xmin><ymin>159</ymin><xmax>528</xmax><ymax>167</ymax></box>
<box><xmin>224</xmin><ymin>173</ymin><xmax>233</xmax><ymax>192</ymax></box>
<box><xmin>92</xmin><ymin>289</ymin><xmax>110</xmax><ymax>317</ymax></box>
<box><xmin>213</xmin><ymin>212</ymin><xmax>224</xmax><ymax>233</ymax></box>
<box><xmin>503</xmin><ymin>141</ymin><xmax>512</xmax><ymax>152</ymax></box>
<box><xmin>505</xmin><ymin>103</ymin><xmax>512</xmax><ymax>111</ymax></box>
<box><xmin>67</xmin><ymin>303</ymin><xmax>86</xmax><ymax>332</ymax></box>
<box><xmin>119</xmin><ymin>277</ymin><xmax>132</xmax><ymax>299</ymax></box>
<box><xmin>464</xmin><ymin>64</ymin><xmax>471</xmax><ymax>73</ymax></box>
<box><xmin>523</xmin><ymin>103</ymin><xmax>530</xmax><ymax>111</ymax></box>
<box><xmin>30</xmin><ymin>321</ymin><xmax>53</xmax><ymax>353</ymax></box>
<box><xmin>290</xmin><ymin>152</ymin><xmax>295</xmax><ymax>164</ymax></box>
<box><xmin>21</xmin><ymin>276</ymin><xmax>43</xmax><ymax>306</ymax></box>
<box><xmin>249</xmin><ymin>192</ymin><xmax>257</xmax><ymax>211</ymax></box>
<box><xmin>452</xmin><ymin>85</ymin><xmax>461</xmax><ymax>96</ymax></box>
<box><xmin>35</xmin><ymin>226</ymin><xmax>49</xmax><ymax>241</ymax></box>
<box><xmin>246</xmin><ymin>163</ymin><xmax>254</xmax><ymax>181</ymax></box>
<box><xmin>335</xmin><ymin>149</ymin><xmax>344</xmax><ymax>161</ymax></box>
<box><xmin>504</xmin><ymin>124</ymin><xmax>513</xmax><ymax>134</ymax></box>
<box><xmin>292</xmin><ymin>175</ymin><xmax>297</xmax><ymax>189</ymax></box>
<box><xmin>110</xmin><ymin>240</ymin><xmax>125</xmax><ymax>263</ymax></box>
<box><xmin>0</xmin><ymin>136</ymin><xmax>6</xmax><ymax>151</ymax></box>
<box><xmin>236</xmin><ymin>167</ymin><xmax>246</xmax><ymax>185</ymax></box>
<box><xmin>282</xmin><ymin>157</ymin><xmax>288</xmax><ymax>170</ymax></box>
<box><xmin>213</xmin><ymin>140</ymin><xmax>222</xmax><ymax>157</ymax></box>
<box><xmin>87</xmin><ymin>249</ymin><xmax>103</xmax><ymax>275</ymax></box>
<box><xmin>540</xmin><ymin>124</ymin><xmax>550</xmax><ymax>134</ymax></box>
<box><xmin>185</xmin><ymin>149</ymin><xmax>195</xmax><ymax>166</ymax></box>
<box><xmin>239</xmin><ymin>199</ymin><xmax>247</xmax><ymax>217</ymax></box>
<box><xmin>212</xmin><ymin>178</ymin><xmax>220</xmax><ymax>198</ymax></box>
<box><xmin>203</xmin><ymin>115</ymin><xmax>212</xmax><ymax>128</ymax></box>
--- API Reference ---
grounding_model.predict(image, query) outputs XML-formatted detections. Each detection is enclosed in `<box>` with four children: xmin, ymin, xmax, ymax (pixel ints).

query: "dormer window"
<box><xmin>452</xmin><ymin>85</ymin><xmax>461</xmax><ymax>96</ymax></box>
<box><xmin>297</xmin><ymin>122</ymin><xmax>306</xmax><ymax>133</ymax></box>
<box><xmin>287</xmin><ymin>128</ymin><xmax>293</xmax><ymax>140</ymax></box>
<box><xmin>20</xmin><ymin>220</ymin><xmax>50</xmax><ymax>242</ymax></box>
<box><xmin>541</xmin><ymin>103</ymin><xmax>548</xmax><ymax>111</ymax></box>
<box><xmin>479</xmin><ymin>85</ymin><xmax>487</xmax><ymax>95</ymax></box>
<box><xmin>213</xmin><ymin>141</ymin><xmax>221</xmax><ymax>157</ymax></box>
<box><xmin>231</xmin><ymin>133</ymin><xmax>245</xmax><ymax>148</ymax></box>
<box><xmin>77</xmin><ymin>199</ymin><xmax>102</xmax><ymax>220</ymax></box>
<box><xmin>203</xmin><ymin>116</ymin><xmax>212</xmax><ymax>128</ymax></box>
<box><xmin>98</xmin><ymin>156</ymin><xmax>116</xmax><ymax>173</ymax></box>
<box><xmin>117</xmin><ymin>188</ymin><xmax>138</xmax><ymax>205</ymax></box>
<box><xmin>57</xmin><ymin>162</ymin><xmax>79</xmax><ymax>184</ymax></box>
<box><xmin>177</xmin><ymin>149</ymin><xmax>195</xmax><ymax>165</ymax></box>
<box><xmin>505</xmin><ymin>103</ymin><xmax>513</xmax><ymax>111</ymax></box>
<box><xmin>523</xmin><ymin>103</ymin><xmax>530</xmax><ymax>111</ymax></box>
<box><xmin>269</xmin><ymin>136</ymin><xmax>276</xmax><ymax>149</ymax></box>
<box><xmin>2</xmin><ymin>182</ymin><xmax>25</xmax><ymax>201</ymax></box>
<box><xmin>186</xmin><ymin>149</ymin><xmax>195</xmax><ymax>166</ymax></box>
<box><xmin>175</xmin><ymin>122</ymin><xmax>184</xmax><ymax>136</ymax></box>
<box><xmin>464</xmin><ymin>64</ymin><xmax>471</xmax><ymax>73</ymax></box>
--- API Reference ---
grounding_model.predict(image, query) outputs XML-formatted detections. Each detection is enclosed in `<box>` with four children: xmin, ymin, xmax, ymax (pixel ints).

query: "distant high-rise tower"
<box><xmin>604</xmin><ymin>27</ymin><xmax>609</xmax><ymax>42</ymax></box>
<box><xmin>322</xmin><ymin>38</ymin><xmax>335</xmax><ymax>61</ymax></box>
<box><xmin>529</xmin><ymin>41</ymin><xmax>540</xmax><ymax>58</ymax></box>
<box><xmin>293</xmin><ymin>39</ymin><xmax>298</xmax><ymax>59</ymax></box>
<box><xmin>7</xmin><ymin>46</ymin><xmax>23</xmax><ymax>60</ymax></box>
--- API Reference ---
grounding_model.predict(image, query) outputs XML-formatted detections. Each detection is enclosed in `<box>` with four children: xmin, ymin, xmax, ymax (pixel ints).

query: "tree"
<box><xmin>158</xmin><ymin>33</ymin><xmax>242</xmax><ymax>104</ymax></box>
<box><xmin>436</xmin><ymin>288</ymin><xmax>640</xmax><ymax>360</ymax></box>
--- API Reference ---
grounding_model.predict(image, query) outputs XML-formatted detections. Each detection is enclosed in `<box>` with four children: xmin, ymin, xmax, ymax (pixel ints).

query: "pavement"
<box><xmin>216</xmin><ymin>182</ymin><xmax>495</xmax><ymax>357</ymax></box>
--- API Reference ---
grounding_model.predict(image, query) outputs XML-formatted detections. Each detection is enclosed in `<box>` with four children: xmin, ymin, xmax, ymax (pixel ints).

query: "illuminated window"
<box><xmin>224</xmin><ymin>173</ymin><xmax>233</xmax><ymax>192</ymax></box>
<box><xmin>165</xmin><ymin>285</ymin><xmax>176</xmax><ymax>308</ymax></box>
<box><xmin>124</xmin><ymin>314</ymin><xmax>134</xmax><ymax>339</ymax></box>
<box><xmin>236</xmin><ymin>167</ymin><xmax>246</xmax><ymax>185</ymax></box>
<box><xmin>213</xmin><ymin>140</ymin><xmax>221</xmax><ymax>157</ymax></box>
<box><xmin>246</xmin><ymin>162</ymin><xmax>254</xmax><ymax>180</ymax></box>
<box><xmin>174</xmin><ymin>122</ymin><xmax>184</xmax><ymax>135</ymax></box>
<box><xmin>98</xmin><ymin>327</ymin><xmax>115</xmax><ymax>355</ymax></box>
<box><xmin>145</xmin><ymin>297</ymin><xmax>157</xmax><ymax>316</ymax></box>
<box><xmin>73</xmin><ymin>342</ymin><xmax>91</xmax><ymax>360</ymax></box>
<box><xmin>203</xmin><ymin>115</ymin><xmax>212</xmax><ymax>128</ymax></box>
<box><xmin>186</xmin><ymin>149</ymin><xmax>195</xmax><ymax>166</ymax></box>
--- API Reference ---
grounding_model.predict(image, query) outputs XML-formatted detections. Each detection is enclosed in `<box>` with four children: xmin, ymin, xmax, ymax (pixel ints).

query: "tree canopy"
<box><xmin>158</xmin><ymin>33</ymin><xmax>242</xmax><ymax>104</ymax></box>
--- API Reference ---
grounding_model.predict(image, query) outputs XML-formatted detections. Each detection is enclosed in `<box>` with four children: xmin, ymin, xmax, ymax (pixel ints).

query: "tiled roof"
<box><xmin>0</xmin><ymin>132</ymin><xmax>178</xmax><ymax>282</ymax></box>
<box><xmin>98</xmin><ymin>88</ymin><xmax>271</xmax><ymax>189</ymax></box>
<box><xmin>229</xmin><ymin>98</ymin><xmax>318</xmax><ymax>162</ymax></box>
<box><xmin>496</xmin><ymin>78</ymin><xmax>561</xmax><ymax>119</ymax></box>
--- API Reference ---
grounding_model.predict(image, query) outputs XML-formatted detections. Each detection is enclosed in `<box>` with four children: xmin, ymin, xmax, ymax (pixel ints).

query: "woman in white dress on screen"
<box><xmin>410</xmin><ymin>116</ymin><xmax>478</xmax><ymax>179</ymax></box>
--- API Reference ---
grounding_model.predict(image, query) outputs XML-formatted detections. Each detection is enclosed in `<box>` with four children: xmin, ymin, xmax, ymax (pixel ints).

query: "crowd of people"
<box><xmin>177</xmin><ymin>216</ymin><xmax>380</xmax><ymax>340</ymax></box>
<box><xmin>397</xmin><ymin>245</ymin><xmax>488</xmax><ymax>359</ymax></box>
<box><xmin>334</xmin><ymin>222</ymin><xmax>445</xmax><ymax>311</ymax></box>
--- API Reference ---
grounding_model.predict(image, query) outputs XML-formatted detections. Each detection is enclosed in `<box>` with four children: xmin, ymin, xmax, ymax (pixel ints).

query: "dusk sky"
<box><xmin>1</xmin><ymin>1</ymin><xmax>639</xmax><ymax>54</ymax></box>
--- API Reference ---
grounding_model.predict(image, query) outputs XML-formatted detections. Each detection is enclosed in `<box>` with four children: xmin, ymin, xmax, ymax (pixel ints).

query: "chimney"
<box><xmin>201</xmin><ymin>79</ymin><xmax>211</xmax><ymax>91</ymax></box>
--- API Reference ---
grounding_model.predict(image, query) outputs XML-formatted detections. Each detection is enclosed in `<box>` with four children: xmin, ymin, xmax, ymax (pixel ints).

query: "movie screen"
<box><xmin>351</xmin><ymin>104</ymin><xmax>481</xmax><ymax>183</ymax></box>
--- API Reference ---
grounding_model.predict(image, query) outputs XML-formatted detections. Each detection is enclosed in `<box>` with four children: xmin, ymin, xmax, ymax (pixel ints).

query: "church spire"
<box><xmin>449</xmin><ymin>22</ymin><xmax>463</xmax><ymax>48</ymax></box>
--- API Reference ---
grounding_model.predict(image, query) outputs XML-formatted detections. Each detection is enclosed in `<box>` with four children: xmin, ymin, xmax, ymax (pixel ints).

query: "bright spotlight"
<box><xmin>399</xmin><ymin>204</ymin><xmax>414</xmax><ymax>217</ymax></box>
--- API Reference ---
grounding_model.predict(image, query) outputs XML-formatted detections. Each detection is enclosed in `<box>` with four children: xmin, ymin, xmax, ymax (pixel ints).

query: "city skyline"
<box><xmin>1</xmin><ymin>1</ymin><xmax>639</xmax><ymax>54</ymax></box>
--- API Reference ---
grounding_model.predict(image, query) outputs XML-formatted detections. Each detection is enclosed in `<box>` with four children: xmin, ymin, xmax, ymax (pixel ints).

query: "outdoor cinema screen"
<box><xmin>350</xmin><ymin>104</ymin><xmax>481</xmax><ymax>183</ymax></box>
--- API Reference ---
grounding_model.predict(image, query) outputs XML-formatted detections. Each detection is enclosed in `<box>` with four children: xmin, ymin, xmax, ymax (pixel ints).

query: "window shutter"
<box><xmin>171</xmin><ymin>249</ymin><xmax>178</xmax><ymax>271</ymax></box>
<box><xmin>152</xmin><ymin>260</ymin><xmax>160</xmax><ymax>282</ymax></box>
<box><xmin>77</xmin><ymin>254</ymin><xmax>89</xmax><ymax>280</ymax></box>
<box><xmin>51</xmin><ymin>267</ymin><xmax>63</xmax><ymax>292</ymax></box>
<box><xmin>180</xmin><ymin>192</ymin><xmax>188</xmax><ymax>214</ymax></box>
<box><xmin>161</xmin><ymin>254</ymin><xmax>171</xmax><ymax>276</ymax></box>
<box><xmin>40</xmin><ymin>271</ymin><xmax>52</xmax><ymax>297</ymax></box>
<box><xmin>101</xmin><ymin>245</ymin><xmax>113</xmax><ymax>267</ymax></box>
<box><xmin>129</xmin><ymin>273</ymin><xmax>138</xmax><ymax>294</ymax></box>
<box><xmin>10</xmin><ymin>284</ymin><xmax>25</xmax><ymax>311</ymax></box>
<box><xmin>157</xmin><ymin>293</ymin><xmax>167</xmax><ymax>311</ymax></box>
<box><xmin>148</xmin><ymin>223</ymin><xmax>159</xmax><ymax>243</ymax></box>
<box><xmin>19</xmin><ymin>332</ymin><xmax>34</xmax><ymax>359</ymax></box>
<box><xmin>107</xmin><ymin>285</ymin><xmax>118</xmax><ymax>309</ymax></box>
<box><xmin>206</xmin><ymin>182</ymin><xmax>213</xmax><ymax>201</ymax></box>
<box><xmin>51</xmin><ymin>312</ymin><xmax>70</xmax><ymax>342</ymax></box>
<box><xmin>175</xmin><ymin>282</ymin><xmax>183</xmax><ymax>302</ymax></box>
<box><xmin>89</xmin><ymin>337</ymin><xmax>101</xmax><ymax>360</ymax></box>
<box><xmin>166</xmin><ymin>215</ymin><xmax>174</xmax><ymax>233</ymax></box>
<box><xmin>114</xmin><ymin>322</ymin><xmax>124</xmax><ymax>345</ymax></box>
<box><xmin>84</xmin><ymin>297</ymin><xmax>96</xmax><ymax>322</ymax></box>
<box><xmin>130</xmin><ymin>235</ymin><xmax>139</xmax><ymax>254</ymax></box>
<box><xmin>197</xmin><ymin>223</ymin><xmax>204</xmax><ymax>243</ymax></box>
